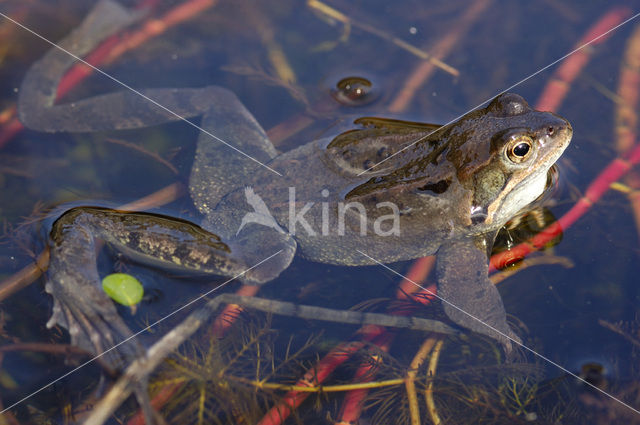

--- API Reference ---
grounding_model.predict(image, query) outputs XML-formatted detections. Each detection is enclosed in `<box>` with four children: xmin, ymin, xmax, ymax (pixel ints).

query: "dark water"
<box><xmin>1</xmin><ymin>0</ymin><xmax>640</xmax><ymax>423</ymax></box>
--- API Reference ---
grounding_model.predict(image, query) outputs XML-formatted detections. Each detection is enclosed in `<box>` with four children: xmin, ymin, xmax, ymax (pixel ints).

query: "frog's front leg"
<box><xmin>435</xmin><ymin>236</ymin><xmax>521</xmax><ymax>355</ymax></box>
<box><xmin>47</xmin><ymin>207</ymin><xmax>277</xmax><ymax>367</ymax></box>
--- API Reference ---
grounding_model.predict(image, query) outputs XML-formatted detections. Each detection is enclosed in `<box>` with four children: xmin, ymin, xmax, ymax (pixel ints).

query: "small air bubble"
<box><xmin>409</xmin><ymin>26</ymin><xmax>417</xmax><ymax>35</ymax></box>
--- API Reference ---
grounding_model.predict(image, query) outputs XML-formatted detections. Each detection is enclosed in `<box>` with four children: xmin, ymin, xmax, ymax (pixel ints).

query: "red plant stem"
<box><xmin>395</xmin><ymin>256</ymin><xmax>435</xmax><ymax>299</ymax></box>
<box><xmin>209</xmin><ymin>283</ymin><xmax>260</xmax><ymax>337</ymax></box>
<box><xmin>126</xmin><ymin>382</ymin><xmax>183</xmax><ymax>425</ymax></box>
<box><xmin>257</xmin><ymin>340</ymin><xmax>370</xmax><ymax>425</ymax></box>
<box><xmin>55</xmin><ymin>35</ymin><xmax>124</xmax><ymax>99</ymax></box>
<box><xmin>536</xmin><ymin>7</ymin><xmax>631</xmax><ymax>112</ymax></box>
<box><xmin>334</xmin><ymin>284</ymin><xmax>436</xmax><ymax>423</ymax></box>
<box><xmin>615</xmin><ymin>23</ymin><xmax>640</xmax><ymax>153</ymax></box>
<box><xmin>336</xmin><ymin>331</ymin><xmax>396</xmax><ymax>424</ymax></box>
<box><xmin>258</xmin><ymin>261</ymin><xmax>436</xmax><ymax>425</ymax></box>
<box><xmin>58</xmin><ymin>0</ymin><xmax>218</xmax><ymax>99</ymax></box>
<box><xmin>0</xmin><ymin>117</ymin><xmax>24</xmax><ymax>149</ymax></box>
<box><xmin>0</xmin><ymin>105</ymin><xmax>15</xmax><ymax>125</ymax></box>
<box><xmin>615</xmin><ymin>22</ymin><xmax>640</xmax><ymax>242</ymax></box>
<box><xmin>335</xmin><ymin>366</ymin><xmax>374</xmax><ymax>425</ymax></box>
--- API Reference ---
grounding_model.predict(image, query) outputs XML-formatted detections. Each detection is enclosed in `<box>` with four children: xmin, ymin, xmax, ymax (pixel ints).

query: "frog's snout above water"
<box><xmin>535</xmin><ymin>112</ymin><xmax>573</xmax><ymax>164</ymax></box>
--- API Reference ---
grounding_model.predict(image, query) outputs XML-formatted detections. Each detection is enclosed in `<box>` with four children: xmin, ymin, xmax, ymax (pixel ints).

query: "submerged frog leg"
<box><xmin>17</xmin><ymin>1</ymin><xmax>237</xmax><ymax>134</ymax></box>
<box><xmin>47</xmin><ymin>214</ymin><xmax>141</xmax><ymax>368</ymax></box>
<box><xmin>189</xmin><ymin>89</ymin><xmax>279</xmax><ymax>213</ymax></box>
<box><xmin>19</xmin><ymin>0</ymin><xmax>279</xmax><ymax>206</ymax></box>
<box><xmin>47</xmin><ymin>207</ymin><xmax>257</xmax><ymax>366</ymax></box>
<box><xmin>435</xmin><ymin>236</ymin><xmax>521</xmax><ymax>355</ymax></box>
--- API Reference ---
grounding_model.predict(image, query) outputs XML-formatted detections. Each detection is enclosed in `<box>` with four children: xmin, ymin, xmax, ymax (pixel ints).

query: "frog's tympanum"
<box><xmin>19</xmin><ymin>1</ymin><xmax>572</xmax><ymax>363</ymax></box>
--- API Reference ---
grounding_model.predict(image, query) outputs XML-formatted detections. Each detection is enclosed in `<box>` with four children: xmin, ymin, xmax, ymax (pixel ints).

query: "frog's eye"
<box><xmin>506</xmin><ymin>135</ymin><xmax>533</xmax><ymax>163</ymax></box>
<box><xmin>332</xmin><ymin>76</ymin><xmax>377</xmax><ymax>106</ymax></box>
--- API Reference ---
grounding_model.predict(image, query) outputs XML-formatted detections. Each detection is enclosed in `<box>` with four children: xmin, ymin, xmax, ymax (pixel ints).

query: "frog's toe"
<box><xmin>47</xmin><ymin>299</ymin><xmax>102</xmax><ymax>358</ymax></box>
<box><xmin>45</xmin><ymin>284</ymin><xmax>68</xmax><ymax>329</ymax></box>
<box><xmin>46</xmin><ymin>277</ymin><xmax>138</xmax><ymax>367</ymax></box>
<box><xmin>496</xmin><ymin>327</ymin><xmax>522</xmax><ymax>359</ymax></box>
<box><xmin>442</xmin><ymin>302</ymin><xmax>519</xmax><ymax>349</ymax></box>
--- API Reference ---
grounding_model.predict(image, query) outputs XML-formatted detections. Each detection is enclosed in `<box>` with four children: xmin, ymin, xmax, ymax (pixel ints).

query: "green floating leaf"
<box><xmin>102</xmin><ymin>273</ymin><xmax>144</xmax><ymax>306</ymax></box>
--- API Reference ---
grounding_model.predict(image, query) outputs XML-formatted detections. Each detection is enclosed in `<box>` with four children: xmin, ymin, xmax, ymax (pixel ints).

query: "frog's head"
<box><xmin>462</xmin><ymin>93</ymin><xmax>573</xmax><ymax>226</ymax></box>
<box><xmin>459</xmin><ymin>93</ymin><xmax>572</xmax><ymax>229</ymax></box>
<box><xmin>345</xmin><ymin>93</ymin><xmax>572</xmax><ymax>233</ymax></box>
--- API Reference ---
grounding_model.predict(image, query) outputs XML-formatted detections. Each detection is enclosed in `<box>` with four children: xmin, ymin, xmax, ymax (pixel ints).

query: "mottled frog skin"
<box><xmin>18</xmin><ymin>1</ymin><xmax>572</xmax><ymax>363</ymax></box>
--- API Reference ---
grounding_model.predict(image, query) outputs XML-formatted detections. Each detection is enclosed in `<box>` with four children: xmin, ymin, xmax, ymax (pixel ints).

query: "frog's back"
<box><xmin>212</xmin><ymin>124</ymin><xmax>452</xmax><ymax>266</ymax></box>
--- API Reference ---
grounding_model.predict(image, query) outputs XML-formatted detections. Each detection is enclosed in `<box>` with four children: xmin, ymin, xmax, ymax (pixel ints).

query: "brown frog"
<box><xmin>18</xmin><ymin>0</ymin><xmax>572</xmax><ymax>362</ymax></box>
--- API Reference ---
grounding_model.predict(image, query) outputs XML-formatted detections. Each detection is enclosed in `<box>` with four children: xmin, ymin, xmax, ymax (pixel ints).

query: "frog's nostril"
<box><xmin>547</xmin><ymin>126</ymin><xmax>555</xmax><ymax>136</ymax></box>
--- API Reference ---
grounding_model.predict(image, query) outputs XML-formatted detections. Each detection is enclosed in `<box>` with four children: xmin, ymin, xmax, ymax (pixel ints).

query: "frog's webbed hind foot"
<box><xmin>46</xmin><ymin>213</ymin><xmax>142</xmax><ymax>368</ymax></box>
<box><xmin>436</xmin><ymin>238</ymin><xmax>521</xmax><ymax>356</ymax></box>
<box><xmin>46</xmin><ymin>279</ymin><xmax>138</xmax><ymax>368</ymax></box>
<box><xmin>46</xmin><ymin>206</ymin><xmax>276</xmax><ymax>365</ymax></box>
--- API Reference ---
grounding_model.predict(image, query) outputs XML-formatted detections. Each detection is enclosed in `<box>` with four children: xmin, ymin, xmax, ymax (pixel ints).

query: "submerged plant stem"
<box><xmin>405</xmin><ymin>337</ymin><xmax>438</xmax><ymax>425</ymax></box>
<box><xmin>425</xmin><ymin>339</ymin><xmax>444</xmax><ymax>425</ymax></box>
<box><xmin>241</xmin><ymin>376</ymin><xmax>405</xmax><ymax>393</ymax></box>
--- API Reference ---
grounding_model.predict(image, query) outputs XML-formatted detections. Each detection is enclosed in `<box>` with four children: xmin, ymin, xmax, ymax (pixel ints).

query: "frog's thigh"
<box><xmin>435</xmin><ymin>239</ymin><xmax>520</xmax><ymax>353</ymax></box>
<box><xmin>47</xmin><ymin>207</ymin><xmax>253</xmax><ymax>364</ymax></box>
<box><xmin>202</xmin><ymin>209</ymin><xmax>296</xmax><ymax>285</ymax></box>
<box><xmin>190</xmin><ymin>88</ymin><xmax>278</xmax><ymax>211</ymax></box>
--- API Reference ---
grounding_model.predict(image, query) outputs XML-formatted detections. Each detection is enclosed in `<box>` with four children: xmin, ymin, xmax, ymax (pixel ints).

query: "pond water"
<box><xmin>0</xmin><ymin>0</ymin><xmax>640</xmax><ymax>424</ymax></box>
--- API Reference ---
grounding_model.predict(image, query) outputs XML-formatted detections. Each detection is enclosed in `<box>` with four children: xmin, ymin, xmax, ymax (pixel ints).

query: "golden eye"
<box><xmin>507</xmin><ymin>136</ymin><xmax>533</xmax><ymax>163</ymax></box>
